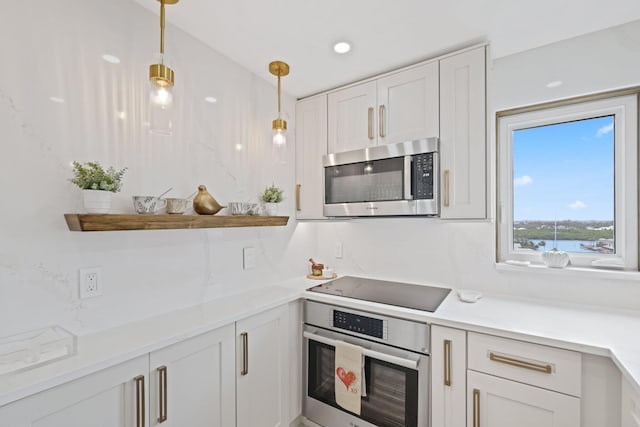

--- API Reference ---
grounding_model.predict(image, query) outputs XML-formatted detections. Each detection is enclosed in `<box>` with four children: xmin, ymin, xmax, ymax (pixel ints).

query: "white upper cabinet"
<box><xmin>328</xmin><ymin>62</ymin><xmax>439</xmax><ymax>154</ymax></box>
<box><xmin>295</xmin><ymin>95</ymin><xmax>327</xmax><ymax>220</ymax></box>
<box><xmin>328</xmin><ymin>81</ymin><xmax>377</xmax><ymax>153</ymax></box>
<box><xmin>439</xmin><ymin>46</ymin><xmax>487</xmax><ymax>219</ymax></box>
<box><xmin>377</xmin><ymin>61</ymin><xmax>439</xmax><ymax>146</ymax></box>
<box><xmin>148</xmin><ymin>324</ymin><xmax>236</xmax><ymax>427</ymax></box>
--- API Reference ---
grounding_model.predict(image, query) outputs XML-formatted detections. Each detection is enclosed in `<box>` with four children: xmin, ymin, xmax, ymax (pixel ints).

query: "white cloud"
<box><xmin>596</xmin><ymin>123</ymin><xmax>613</xmax><ymax>137</ymax></box>
<box><xmin>568</xmin><ymin>200</ymin><xmax>587</xmax><ymax>209</ymax></box>
<box><xmin>514</xmin><ymin>175</ymin><xmax>533</xmax><ymax>187</ymax></box>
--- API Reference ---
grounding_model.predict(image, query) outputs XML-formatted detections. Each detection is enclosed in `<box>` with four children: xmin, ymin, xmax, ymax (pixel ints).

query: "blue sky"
<box><xmin>513</xmin><ymin>116</ymin><xmax>614</xmax><ymax>221</ymax></box>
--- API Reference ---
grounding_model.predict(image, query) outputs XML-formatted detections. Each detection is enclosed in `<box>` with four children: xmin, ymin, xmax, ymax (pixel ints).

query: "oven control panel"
<box><xmin>333</xmin><ymin>310</ymin><xmax>387</xmax><ymax>339</ymax></box>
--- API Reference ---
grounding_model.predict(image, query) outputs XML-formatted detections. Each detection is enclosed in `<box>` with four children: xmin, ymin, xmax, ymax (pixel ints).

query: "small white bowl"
<box><xmin>541</xmin><ymin>250</ymin><xmax>570</xmax><ymax>268</ymax></box>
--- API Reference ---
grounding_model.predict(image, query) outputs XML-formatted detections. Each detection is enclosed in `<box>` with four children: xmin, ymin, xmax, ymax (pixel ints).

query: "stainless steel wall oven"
<box><xmin>303</xmin><ymin>300</ymin><xmax>430</xmax><ymax>427</ymax></box>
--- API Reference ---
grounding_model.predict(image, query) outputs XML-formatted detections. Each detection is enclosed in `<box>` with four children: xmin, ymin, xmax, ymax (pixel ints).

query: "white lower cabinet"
<box><xmin>0</xmin><ymin>355</ymin><xmax>149</xmax><ymax>427</ymax></box>
<box><xmin>148</xmin><ymin>324</ymin><xmax>236</xmax><ymax>427</ymax></box>
<box><xmin>236</xmin><ymin>305</ymin><xmax>290</xmax><ymax>427</ymax></box>
<box><xmin>467</xmin><ymin>370</ymin><xmax>580</xmax><ymax>427</ymax></box>
<box><xmin>622</xmin><ymin>378</ymin><xmax>640</xmax><ymax>427</ymax></box>
<box><xmin>431</xmin><ymin>325</ymin><xmax>467</xmax><ymax>427</ymax></box>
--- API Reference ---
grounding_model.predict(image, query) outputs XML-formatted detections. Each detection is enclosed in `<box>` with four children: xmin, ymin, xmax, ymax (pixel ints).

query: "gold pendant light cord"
<box><xmin>277</xmin><ymin>72</ymin><xmax>282</xmax><ymax>114</ymax></box>
<box><xmin>160</xmin><ymin>0</ymin><xmax>166</xmax><ymax>57</ymax></box>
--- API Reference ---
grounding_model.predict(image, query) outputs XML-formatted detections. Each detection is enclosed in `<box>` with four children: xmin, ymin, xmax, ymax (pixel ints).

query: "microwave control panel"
<box><xmin>413</xmin><ymin>153</ymin><xmax>434</xmax><ymax>199</ymax></box>
<box><xmin>333</xmin><ymin>310</ymin><xmax>388</xmax><ymax>339</ymax></box>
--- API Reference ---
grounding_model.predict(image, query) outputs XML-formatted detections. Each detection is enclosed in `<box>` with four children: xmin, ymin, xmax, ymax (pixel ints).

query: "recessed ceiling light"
<box><xmin>101</xmin><ymin>54</ymin><xmax>121</xmax><ymax>64</ymax></box>
<box><xmin>546</xmin><ymin>80</ymin><xmax>563</xmax><ymax>88</ymax></box>
<box><xmin>117</xmin><ymin>111</ymin><xmax>127</xmax><ymax>120</ymax></box>
<box><xmin>333</xmin><ymin>42</ymin><xmax>351</xmax><ymax>54</ymax></box>
<box><xmin>205</xmin><ymin>96</ymin><xmax>217</xmax><ymax>103</ymax></box>
<box><xmin>235</xmin><ymin>143</ymin><xmax>243</xmax><ymax>151</ymax></box>
<box><xmin>49</xmin><ymin>97</ymin><xmax>65</xmax><ymax>104</ymax></box>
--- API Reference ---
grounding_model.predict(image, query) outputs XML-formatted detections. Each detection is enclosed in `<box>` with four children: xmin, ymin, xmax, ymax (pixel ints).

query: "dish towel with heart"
<box><xmin>335</xmin><ymin>340</ymin><xmax>365</xmax><ymax>415</ymax></box>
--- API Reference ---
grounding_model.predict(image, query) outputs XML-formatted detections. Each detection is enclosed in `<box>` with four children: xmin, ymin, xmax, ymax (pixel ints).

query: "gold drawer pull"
<box><xmin>296</xmin><ymin>184</ymin><xmax>301</xmax><ymax>211</ymax></box>
<box><xmin>157</xmin><ymin>366</ymin><xmax>168</xmax><ymax>423</ymax></box>
<box><xmin>489</xmin><ymin>352</ymin><xmax>553</xmax><ymax>374</ymax></box>
<box><xmin>443</xmin><ymin>169</ymin><xmax>450</xmax><ymax>207</ymax></box>
<box><xmin>241</xmin><ymin>332</ymin><xmax>249</xmax><ymax>376</ymax></box>
<box><xmin>444</xmin><ymin>339</ymin><xmax>452</xmax><ymax>386</ymax></box>
<box><xmin>368</xmin><ymin>107</ymin><xmax>374</xmax><ymax>140</ymax></box>
<box><xmin>379</xmin><ymin>104</ymin><xmax>386</xmax><ymax>138</ymax></box>
<box><xmin>473</xmin><ymin>388</ymin><xmax>480</xmax><ymax>427</ymax></box>
<box><xmin>135</xmin><ymin>375</ymin><xmax>145</xmax><ymax>427</ymax></box>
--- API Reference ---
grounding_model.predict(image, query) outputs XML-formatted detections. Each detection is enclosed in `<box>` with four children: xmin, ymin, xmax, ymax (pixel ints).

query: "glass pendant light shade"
<box><xmin>149</xmin><ymin>82</ymin><xmax>173</xmax><ymax>108</ymax></box>
<box><xmin>272</xmin><ymin>115</ymin><xmax>287</xmax><ymax>146</ymax></box>
<box><xmin>149</xmin><ymin>83</ymin><xmax>173</xmax><ymax>135</ymax></box>
<box><xmin>273</xmin><ymin>128</ymin><xmax>286</xmax><ymax>146</ymax></box>
<box><xmin>148</xmin><ymin>63</ymin><xmax>174</xmax><ymax>135</ymax></box>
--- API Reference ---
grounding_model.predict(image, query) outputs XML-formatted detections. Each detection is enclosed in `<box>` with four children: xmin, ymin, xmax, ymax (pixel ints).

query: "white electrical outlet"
<box><xmin>243</xmin><ymin>247</ymin><xmax>256</xmax><ymax>270</ymax></box>
<box><xmin>79</xmin><ymin>267</ymin><xmax>103</xmax><ymax>299</ymax></box>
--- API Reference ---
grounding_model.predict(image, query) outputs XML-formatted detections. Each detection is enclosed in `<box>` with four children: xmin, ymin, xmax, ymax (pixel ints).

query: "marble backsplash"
<box><xmin>0</xmin><ymin>0</ymin><xmax>313</xmax><ymax>337</ymax></box>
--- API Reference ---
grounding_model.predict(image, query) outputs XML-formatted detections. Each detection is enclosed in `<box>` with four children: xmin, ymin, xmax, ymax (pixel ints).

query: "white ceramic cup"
<box><xmin>166</xmin><ymin>198</ymin><xmax>189</xmax><ymax>214</ymax></box>
<box><xmin>132</xmin><ymin>196</ymin><xmax>166</xmax><ymax>214</ymax></box>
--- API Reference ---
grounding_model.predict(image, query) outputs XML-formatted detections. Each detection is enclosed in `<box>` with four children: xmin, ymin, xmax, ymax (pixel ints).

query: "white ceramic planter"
<box><xmin>264</xmin><ymin>202</ymin><xmax>279</xmax><ymax>216</ymax></box>
<box><xmin>82</xmin><ymin>190</ymin><xmax>112</xmax><ymax>214</ymax></box>
<box><xmin>541</xmin><ymin>250</ymin><xmax>570</xmax><ymax>268</ymax></box>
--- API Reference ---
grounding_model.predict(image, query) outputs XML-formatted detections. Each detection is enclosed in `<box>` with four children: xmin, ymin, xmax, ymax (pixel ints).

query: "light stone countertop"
<box><xmin>2</xmin><ymin>275</ymin><xmax>640</xmax><ymax>407</ymax></box>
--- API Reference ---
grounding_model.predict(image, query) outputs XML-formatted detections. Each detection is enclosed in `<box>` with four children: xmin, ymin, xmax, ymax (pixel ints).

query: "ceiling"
<box><xmin>133</xmin><ymin>0</ymin><xmax>640</xmax><ymax>98</ymax></box>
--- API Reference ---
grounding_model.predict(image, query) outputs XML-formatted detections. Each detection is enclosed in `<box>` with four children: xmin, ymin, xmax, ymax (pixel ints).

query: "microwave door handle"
<box><xmin>303</xmin><ymin>331</ymin><xmax>419</xmax><ymax>370</ymax></box>
<box><xmin>404</xmin><ymin>156</ymin><xmax>413</xmax><ymax>200</ymax></box>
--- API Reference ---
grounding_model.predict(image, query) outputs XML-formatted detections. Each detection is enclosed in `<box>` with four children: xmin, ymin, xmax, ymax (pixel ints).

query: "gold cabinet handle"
<box><xmin>135</xmin><ymin>375</ymin><xmax>145</xmax><ymax>427</ymax></box>
<box><xmin>443</xmin><ymin>169</ymin><xmax>450</xmax><ymax>207</ymax></box>
<box><xmin>296</xmin><ymin>184</ymin><xmax>301</xmax><ymax>212</ymax></box>
<box><xmin>379</xmin><ymin>105</ymin><xmax>386</xmax><ymax>138</ymax></box>
<box><xmin>367</xmin><ymin>107</ymin><xmax>374</xmax><ymax>140</ymax></box>
<box><xmin>241</xmin><ymin>332</ymin><xmax>249</xmax><ymax>376</ymax></box>
<box><xmin>157</xmin><ymin>366</ymin><xmax>168</xmax><ymax>423</ymax></box>
<box><xmin>444</xmin><ymin>340</ymin><xmax>452</xmax><ymax>386</ymax></box>
<box><xmin>473</xmin><ymin>388</ymin><xmax>480</xmax><ymax>427</ymax></box>
<box><xmin>489</xmin><ymin>352</ymin><xmax>553</xmax><ymax>374</ymax></box>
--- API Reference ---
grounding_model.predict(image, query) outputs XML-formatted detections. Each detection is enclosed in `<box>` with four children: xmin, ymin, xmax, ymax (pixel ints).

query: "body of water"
<box><xmin>530</xmin><ymin>239</ymin><xmax>597</xmax><ymax>253</ymax></box>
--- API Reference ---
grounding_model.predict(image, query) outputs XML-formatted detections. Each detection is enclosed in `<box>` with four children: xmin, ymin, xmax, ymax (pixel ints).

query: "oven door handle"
<box><xmin>303</xmin><ymin>331</ymin><xmax>420</xmax><ymax>370</ymax></box>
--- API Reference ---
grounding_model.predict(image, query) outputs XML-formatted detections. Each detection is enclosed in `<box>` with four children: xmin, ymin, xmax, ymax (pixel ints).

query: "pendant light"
<box><xmin>269</xmin><ymin>61</ymin><xmax>290</xmax><ymax>146</ymax></box>
<box><xmin>149</xmin><ymin>0</ymin><xmax>179</xmax><ymax>135</ymax></box>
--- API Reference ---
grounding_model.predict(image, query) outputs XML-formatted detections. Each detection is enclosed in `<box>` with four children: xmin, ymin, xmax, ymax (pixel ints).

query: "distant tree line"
<box><xmin>513</xmin><ymin>221</ymin><xmax>613</xmax><ymax>241</ymax></box>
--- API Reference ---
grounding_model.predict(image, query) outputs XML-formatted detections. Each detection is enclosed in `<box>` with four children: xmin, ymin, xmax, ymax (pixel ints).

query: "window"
<box><xmin>497</xmin><ymin>94</ymin><xmax>638</xmax><ymax>270</ymax></box>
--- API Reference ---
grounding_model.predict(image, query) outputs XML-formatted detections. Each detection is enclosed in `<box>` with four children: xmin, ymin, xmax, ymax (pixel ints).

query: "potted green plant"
<box><xmin>260</xmin><ymin>184</ymin><xmax>284</xmax><ymax>216</ymax></box>
<box><xmin>70</xmin><ymin>161</ymin><xmax>127</xmax><ymax>213</ymax></box>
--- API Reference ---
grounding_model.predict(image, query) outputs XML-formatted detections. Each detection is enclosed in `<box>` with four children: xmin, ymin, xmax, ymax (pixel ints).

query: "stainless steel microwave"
<box><xmin>323</xmin><ymin>138</ymin><xmax>439</xmax><ymax>217</ymax></box>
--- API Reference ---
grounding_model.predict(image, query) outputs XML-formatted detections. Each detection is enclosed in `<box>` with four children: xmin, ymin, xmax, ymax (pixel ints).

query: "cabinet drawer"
<box><xmin>468</xmin><ymin>332</ymin><xmax>581</xmax><ymax>397</ymax></box>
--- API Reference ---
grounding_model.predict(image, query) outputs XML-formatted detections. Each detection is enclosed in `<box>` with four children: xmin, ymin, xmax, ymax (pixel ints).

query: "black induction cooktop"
<box><xmin>307</xmin><ymin>276</ymin><xmax>451</xmax><ymax>312</ymax></box>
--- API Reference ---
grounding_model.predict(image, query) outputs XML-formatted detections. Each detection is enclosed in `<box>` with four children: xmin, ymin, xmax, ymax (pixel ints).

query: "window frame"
<box><xmin>497</xmin><ymin>93</ymin><xmax>638</xmax><ymax>270</ymax></box>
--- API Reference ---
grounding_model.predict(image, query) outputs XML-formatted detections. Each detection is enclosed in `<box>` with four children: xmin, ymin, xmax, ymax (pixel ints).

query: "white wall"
<box><xmin>0</xmin><ymin>0</ymin><xmax>314</xmax><ymax>337</ymax></box>
<box><xmin>3</xmin><ymin>3</ymin><xmax>639</xmax><ymax>341</ymax></box>
<box><xmin>313</xmin><ymin>20</ymin><xmax>640</xmax><ymax>311</ymax></box>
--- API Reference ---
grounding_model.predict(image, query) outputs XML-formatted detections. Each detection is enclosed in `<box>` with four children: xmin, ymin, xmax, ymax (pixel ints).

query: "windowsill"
<box><xmin>495</xmin><ymin>261</ymin><xmax>640</xmax><ymax>281</ymax></box>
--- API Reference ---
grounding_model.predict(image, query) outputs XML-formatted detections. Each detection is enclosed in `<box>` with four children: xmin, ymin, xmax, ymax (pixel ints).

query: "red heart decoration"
<box><xmin>336</xmin><ymin>367</ymin><xmax>357</xmax><ymax>390</ymax></box>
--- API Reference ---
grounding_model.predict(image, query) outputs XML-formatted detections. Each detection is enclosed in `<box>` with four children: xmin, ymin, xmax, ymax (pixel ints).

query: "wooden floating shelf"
<box><xmin>64</xmin><ymin>214</ymin><xmax>289</xmax><ymax>232</ymax></box>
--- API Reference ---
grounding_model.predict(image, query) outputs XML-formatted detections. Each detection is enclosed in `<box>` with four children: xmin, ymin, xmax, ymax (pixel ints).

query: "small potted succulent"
<box><xmin>70</xmin><ymin>161</ymin><xmax>127</xmax><ymax>213</ymax></box>
<box><xmin>260</xmin><ymin>184</ymin><xmax>284</xmax><ymax>216</ymax></box>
